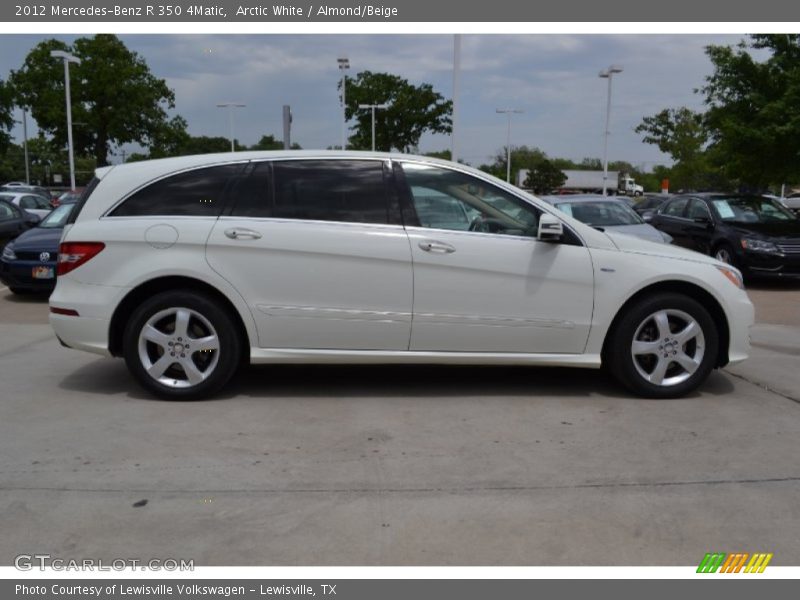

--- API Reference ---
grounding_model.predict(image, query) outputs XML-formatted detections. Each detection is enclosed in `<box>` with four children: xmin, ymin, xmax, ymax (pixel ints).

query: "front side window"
<box><xmin>271</xmin><ymin>160</ymin><xmax>389</xmax><ymax>224</ymax></box>
<box><xmin>111</xmin><ymin>164</ymin><xmax>242</xmax><ymax>217</ymax></box>
<box><xmin>0</xmin><ymin>201</ymin><xmax>14</xmax><ymax>221</ymax></box>
<box><xmin>555</xmin><ymin>200</ymin><xmax>642</xmax><ymax>226</ymax></box>
<box><xmin>400</xmin><ymin>163</ymin><xmax>540</xmax><ymax>237</ymax></box>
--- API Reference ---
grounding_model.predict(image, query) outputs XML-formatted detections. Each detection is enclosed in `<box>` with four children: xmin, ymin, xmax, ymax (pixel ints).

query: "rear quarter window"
<box><xmin>110</xmin><ymin>164</ymin><xmax>243</xmax><ymax>217</ymax></box>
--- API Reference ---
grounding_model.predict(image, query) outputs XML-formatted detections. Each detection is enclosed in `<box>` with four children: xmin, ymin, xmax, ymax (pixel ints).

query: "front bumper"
<box><xmin>740</xmin><ymin>250</ymin><xmax>800</xmax><ymax>278</ymax></box>
<box><xmin>0</xmin><ymin>258</ymin><xmax>58</xmax><ymax>291</ymax></box>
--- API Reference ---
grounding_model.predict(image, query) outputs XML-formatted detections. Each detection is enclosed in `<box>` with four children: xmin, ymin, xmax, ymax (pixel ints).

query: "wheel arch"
<box><xmin>601</xmin><ymin>280</ymin><xmax>730</xmax><ymax>368</ymax></box>
<box><xmin>108</xmin><ymin>275</ymin><xmax>252</xmax><ymax>362</ymax></box>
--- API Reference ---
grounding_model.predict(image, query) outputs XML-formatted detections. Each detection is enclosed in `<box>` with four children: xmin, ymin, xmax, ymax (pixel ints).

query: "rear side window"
<box><xmin>111</xmin><ymin>164</ymin><xmax>242</xmax><ymax>217</ymax></box>
<box><xmin>661</xmin><ymin>198</ymin><xmax>688</xmax><ymax>217</ymax></box>
<box><xmin>272</xmin><ymin>160</ymin><xmax>388</xmax><ymax>224</ymax></box>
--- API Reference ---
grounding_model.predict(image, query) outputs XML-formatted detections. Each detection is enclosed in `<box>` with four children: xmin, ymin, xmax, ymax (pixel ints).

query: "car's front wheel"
<box><xmin>123</xmin><ymin>290</ymin><xmax>242</xmax><ymax>400</ymax></box>
<box><xmin>605</xmin><ymin>293</ymin><xmax>719</xmax><ymax>398</ymax></box>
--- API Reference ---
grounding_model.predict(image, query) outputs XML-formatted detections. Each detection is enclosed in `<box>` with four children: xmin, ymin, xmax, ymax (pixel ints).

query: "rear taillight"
<box><xmin>57</xmin><ymin>242</ymin><xmax>105</xmax><ymax>276</ymax></box>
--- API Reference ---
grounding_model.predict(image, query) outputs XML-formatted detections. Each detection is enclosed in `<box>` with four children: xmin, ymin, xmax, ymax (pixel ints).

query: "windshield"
<box><xmin>711</xmin><ymin>196</ymin><xmax>797</xmax><ymax>223</ymax></box>
<box><xmin>38</xmin><ymin>202</ymin><xmax>75</xmax><ymax>228</ymax></box>
<box><xmin>555</xmin><ymin>200</ymin><xmax>643</xmax><ymax>226</ymax></box>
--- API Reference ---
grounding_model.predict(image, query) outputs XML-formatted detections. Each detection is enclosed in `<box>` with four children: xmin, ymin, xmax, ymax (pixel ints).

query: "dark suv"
<box><xmin>650</xmin><ymin>193</ymin><xmax>800</xmax><ymax>278</ymax></box>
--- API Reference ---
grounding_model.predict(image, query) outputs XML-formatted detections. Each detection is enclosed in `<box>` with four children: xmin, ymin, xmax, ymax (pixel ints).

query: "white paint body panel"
<box><xmin>49</xmin><ymin>151</ymin><xmax>754</xmax><ymax>377</ymax></box>
<box><xmin>205</xmin><ymin>218</ymin><xmax>413</xmax><ymax>350</ymax></box>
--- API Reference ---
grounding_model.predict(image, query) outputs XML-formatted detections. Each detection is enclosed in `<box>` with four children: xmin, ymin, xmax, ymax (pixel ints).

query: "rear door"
<box><xmin>205</xmin><ymin>159</ymin><xmax>413</xmax><ymax>351</ymax></box>
<box><xmin>683</xmin><ymin>198</ymin><xmax>716</xmax><ymax>254</ymax></box>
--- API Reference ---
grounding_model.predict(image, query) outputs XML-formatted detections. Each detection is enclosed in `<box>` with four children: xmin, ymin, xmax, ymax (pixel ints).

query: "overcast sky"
<box><xmin>0</xmin><ymin>34</ymin><xmax>743</xmax><ymax>169</ymax></box>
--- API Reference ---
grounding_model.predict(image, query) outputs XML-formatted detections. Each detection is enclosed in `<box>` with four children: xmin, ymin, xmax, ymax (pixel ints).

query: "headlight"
<box><xmin>740</xmin><ymin>238</ymin><xmax>779</xmax><ymax>253</ymax></box>
<box><xmin>1</xmin><ymin>244</ymin><xmax>16</xmax><ymax>261</ymax></box>
<box><xmin>716</xmin><ymin>265</ymin><xmax>745</xmax><ymax>289</ymax></box>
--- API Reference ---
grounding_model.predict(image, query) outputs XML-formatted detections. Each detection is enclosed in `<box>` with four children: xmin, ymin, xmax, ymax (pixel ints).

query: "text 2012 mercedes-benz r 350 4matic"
<box><xmin>50</xmin><ymin>152</ymin><xmax>754</xmax><ymax>400</ymax></box>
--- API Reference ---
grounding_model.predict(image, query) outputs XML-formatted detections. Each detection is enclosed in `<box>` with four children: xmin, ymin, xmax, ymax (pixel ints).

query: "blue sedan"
<box><xmin>0</xmin><ymin>202</ymin><xmax>75</xmax><ymax>294</ymax></box>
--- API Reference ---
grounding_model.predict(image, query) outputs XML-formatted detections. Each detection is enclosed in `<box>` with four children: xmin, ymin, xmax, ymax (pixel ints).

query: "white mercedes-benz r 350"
<box><xmin>50</xmin><ymin>152</ymin><xmax>753</xmax><ymax>400</ymax></box>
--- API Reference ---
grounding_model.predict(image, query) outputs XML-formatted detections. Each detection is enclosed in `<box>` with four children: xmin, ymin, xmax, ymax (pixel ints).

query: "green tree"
<box><xmin>479</xmin><ymin>145</ymin><xmax>548</xmax><ymax>183</ymax></box>
<box><xmin>701</xmin><ymin>34</ymin><xmax>800</xmax><ymax>188</ymax></box>
<box><xmin>0</xmin><ymin>78</ymin><xmax>14</xmax><ymax>154</ymax></box>
<box><xmin>10</xmin><ymin>35</ymin><xmax>177</xmax><ymax>167</ymax></box>
<box><xmin>523</xmin><ymin>159</ymin><xmax>567</xmax><ymax>193</ymax></box>
<box><xmin>249</xmin><ymin>134</ymin><xmax>301</xmax><ymax>150</ymax></box>
<box><xmin>635</xmin><ymin>107</ymin><xmax>718</xmax><ymax>190</ymax></box>
<box><xmin>343</xmin><ymin>71</ymin><xmax>452</xmax><ymax>152</ymax></box>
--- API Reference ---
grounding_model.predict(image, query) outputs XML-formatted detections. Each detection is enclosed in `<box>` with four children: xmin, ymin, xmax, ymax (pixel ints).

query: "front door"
<box><xmin>397</xmin><ymin>162</ymin><xmax>595</xmax><ymax>354</ymax></box>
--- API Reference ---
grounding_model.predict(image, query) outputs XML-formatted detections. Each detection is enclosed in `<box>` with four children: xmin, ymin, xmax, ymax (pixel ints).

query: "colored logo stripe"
<box><xmin>697</xmin><ymin>552</ymin><xmax>773</xmax><ymax>573</ymax></box>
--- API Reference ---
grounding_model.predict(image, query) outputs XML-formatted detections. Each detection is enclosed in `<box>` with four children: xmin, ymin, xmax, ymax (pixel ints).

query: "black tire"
<box><xmin>604</xmin><ymin>293</ymin><xmax>719</xmax><ymax>398</ymax></box>
<box><xmin>122</xmin><ymin>290</ymin><xmax>242</xmax><ymax>400</ymax></box>
<box><xmin>9</xmin><ymin>287</ymin><xmax>29</xmax><ymax>295</ymax></box>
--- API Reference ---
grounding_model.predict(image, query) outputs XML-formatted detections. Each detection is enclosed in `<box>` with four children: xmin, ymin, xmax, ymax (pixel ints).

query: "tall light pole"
<box><xmin>50</xmin><ymin>50</ymin><xmax>81</xmax><ymax>191</ymax></box>
<box><xmin>14</xmin><ymin>110</ymin><xmax>30</xmax><ymax>184</ymax></box>
<box><xmin>496</xmin><ymin>108</ymin><xmax>523</xmax><ymax>183</ymax></box>
<box><xmin>451</xmin><ymin>34</ymin><xmax>461</xmax><ymax>163</ymax></box>
<box><xmin>337</xmin><ymin>57</ymin><xmax>350</xmax><ymax>150</ymax></box>
<box><xmin>599</xmin><ymin>65</ymin><xmax>623</xmax><ymax>196</ymax></box>
<box><xmin>357</xmin><ymin>103</ymin><xmax>389</xmax><ymax>151</ymax></box>
<box><xmin>216</xmin><ymin>102</ymin><xmax>246</xmax><ymax>152</ymax></box>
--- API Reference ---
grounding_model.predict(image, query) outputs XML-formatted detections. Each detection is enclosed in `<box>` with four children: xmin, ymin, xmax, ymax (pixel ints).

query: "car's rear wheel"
<box><xmin>605</xmin><ymin>293</ymin><xmax>719</xmax><ymax>398</ymax></box>
<box><xmin>123</xmin><ymin>291</ymin><xmax>241</xmax><ymax>400</ymax></box>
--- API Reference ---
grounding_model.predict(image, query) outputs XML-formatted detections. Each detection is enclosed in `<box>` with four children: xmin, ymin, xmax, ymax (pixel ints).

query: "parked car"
<box><xmin>52</xmin><ymin>187</ymin><xmax>85</xmax><ymax>208</ymax></box>
<box><xmin>783</xmin><ymin>193</ymin><xmax>800</xmax><ymax>215</ymax></box>
<box><xmin>0</xmin><ymin>198</ymin><xmax>40</xmax><ymax>251</ymax></box>
<box><xmin>540</xmin><ymin>195</ymin><xmax>673</xmax><ymax>244</ymax></box>
<box><xmin>49</xmin><ymin>152</ymin><xmax>753</xmax><ymax>400</ymax></box>
<box><xmin>0</xmin><ymin>184</ymin><xmax>52</xmax><ymax>199</ymax></box>
<box><xmin>0</xmin><ymin>201</ymin><xmax>77</xmax><ymax>294</ymax></box>
<box><xmin>0</xmin><ymin>191</ymin><xmax>53</xmax><ymax>219</ymax></box>
<box><xmin>632</xmin><ymin>193</ymin><xmax>671</xmax><ymax>217</ymax></box>
<box><xmin>649</xmin><ymin>193</ymin><xmax>800</xmax><ymax>278</ymax></box>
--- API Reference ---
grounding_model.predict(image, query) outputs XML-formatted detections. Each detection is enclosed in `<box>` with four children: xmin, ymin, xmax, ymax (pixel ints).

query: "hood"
<box><xmin>8</xmin><ymin>226</ymin><xmax>64</xmax><ymax>251</ymax></box>
<box><xmin>606</xmin><ymin>223</ymin><xmax>669</xmax><ymax>244</ymax></box>
<box><xmin>728</xmin><ymin>220</ymin><xmax>800</xmax><ymax>240</ymax></box>
<box><xmin>604</xmin><ymin>230</ymin><xmax>722</xmax><ymax>267</ymax></box>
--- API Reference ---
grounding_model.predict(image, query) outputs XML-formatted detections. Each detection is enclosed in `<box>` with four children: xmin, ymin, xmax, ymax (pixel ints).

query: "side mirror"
<box><xmin>538</xmin><ymin>213</ymin><xmax>564</xmax><ymax>242</ymax></box>
<box><xmin>642</xmin><ymin>212</ymin><xmax>654</xmax><ymax>223</ymax></box>
<box><xmin>25</xmin><ymin>212</ymin><xmax>41</xmax><ymax>226</ymax></box>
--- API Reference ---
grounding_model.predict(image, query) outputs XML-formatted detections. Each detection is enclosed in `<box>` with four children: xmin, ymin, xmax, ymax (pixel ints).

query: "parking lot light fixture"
<box><xmin>599</xmin><ymin>65</ymin><xmax>623</xmax><ymax>196</ymax></box>
<box><xmin>337</xmin><ymin>57</ymin><xmax>350</xmax><ymax>150</ymax></box>
<box><xmin>496</xmin><ymin>109</ymin><xmax>524</xmax><ymax>183</ymax></box>
<box><xmin>216</xmin><ymin>103</ymin><xmax>246</xmax><ymax>152</ymax></box>
<box><xmin>50</xmin><ymin>50</ymin><xmax>81</xmax><ymax>190</ymax></box>
<box><xmin>357</xmin><ymin>103</ymin><xmax>389</xmax><ymax>151</ymax></box>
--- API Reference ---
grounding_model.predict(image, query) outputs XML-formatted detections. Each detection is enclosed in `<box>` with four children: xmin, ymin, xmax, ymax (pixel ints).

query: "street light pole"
<box><xmin>496</xmin><ymin>108</ymin><xmax>523</xmax><ymax>183</ymax></box>
<box><xmin>22</xmin><ymin>109</ymin><xmax>30</xmax><ymax>185</ymax></box>
<box><xmin>216</xmin><ymin>102</ymin><xmax>246</xmax><ymax>152</ymax></box>
<box><xmin>50</xmin><ymin>50</ymin><xmax>81</xmax><ymax>191</ymax></box>
<box><xmin>357</xmin><ymin>103</ymin><xmax>389</xmax><ymax>151</ymax></box>
<box><xmin>337</xmin><ymin>57</ymin><xmax>350</xmax><ymax>150</ymax></box>
<box><xmin>599</xmin><ymin>65</ymin><xmax>623</xmax><ymax>196</ymax></box>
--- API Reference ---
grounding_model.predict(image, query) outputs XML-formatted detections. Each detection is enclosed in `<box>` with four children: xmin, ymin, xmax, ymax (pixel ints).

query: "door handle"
<box><xmin>224</xmin><ymin>228</ymin><xmax>262</xmax><ymax>240</ymax></box>
<box><xmin>418</xmin><ymin>240</ymin><xmax>456</xmax><ymax>254</ymax></box>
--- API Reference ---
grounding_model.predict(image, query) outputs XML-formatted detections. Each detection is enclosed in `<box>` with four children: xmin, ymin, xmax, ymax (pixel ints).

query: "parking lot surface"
<box><xmin>0</xmin><ymin>282</ymin><xmax>799</xmax><ymax>565</ymax></box>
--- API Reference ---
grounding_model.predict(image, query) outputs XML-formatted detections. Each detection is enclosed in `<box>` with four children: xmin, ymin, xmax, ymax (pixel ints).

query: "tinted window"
<box><xmin>400</xmin><ymin>163</ymin><xmax>540</xmax><ymax>237</ymax></box>
<box><xmin>271</xmin><ymin>160</ymin><xmax>388</xmax><ymax>224</ymax></box>
<box><xmin>661</xmin><ymin>198</ymin><xmax>688</xmax><ymax>217</ymax></box>
<box><xmin>0</xmin><ymin>201</ymin><xmax>14</xmax><ymax>221</ymax></box>
<box><xmin>111</xmin><ymin>164</ymin><xmax>242</xmax><ymax>217</ymax></box>
<box><xmin>230</xmin><ymin>162</ymin><xmax>271</xmax><ymax>217</ymax></box>
<box><xmin>21</xmin><ymin>195</ymin><xmax>50</xmax><ymax>210</ymax></box>
<box><xmin>687</xmin><ymin>199</ymin><xmax>711</xmax><ymax>220</ymax></box>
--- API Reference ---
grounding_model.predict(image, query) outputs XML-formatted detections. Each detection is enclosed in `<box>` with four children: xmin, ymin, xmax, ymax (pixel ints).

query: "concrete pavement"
<box><xmin>0</xmin><ymin>289</ymin><xmax>798</xmax><ymax>565</ymax></box>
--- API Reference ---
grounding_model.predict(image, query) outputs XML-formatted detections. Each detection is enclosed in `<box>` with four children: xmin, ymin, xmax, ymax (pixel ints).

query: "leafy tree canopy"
<box><xmin>343</xmin><ymin>71</ymin><xmax>452</xmax><ymax>152</ymax></box>
<box><xmin>523</xmin><ymin>159</ymin><xmax>567</xmax><ymax>194</ymax></box>
<box><xmin>10</xmin><ymin>35</ymin><xmax>177</xmax><ymax>166</ymax></box>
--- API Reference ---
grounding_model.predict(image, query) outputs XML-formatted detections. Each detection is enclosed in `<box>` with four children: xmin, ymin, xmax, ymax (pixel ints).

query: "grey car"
<box><xmin>540</xmin><ymin>194</ymin><xmax>673</xmax><ymax>244</ymax></box>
